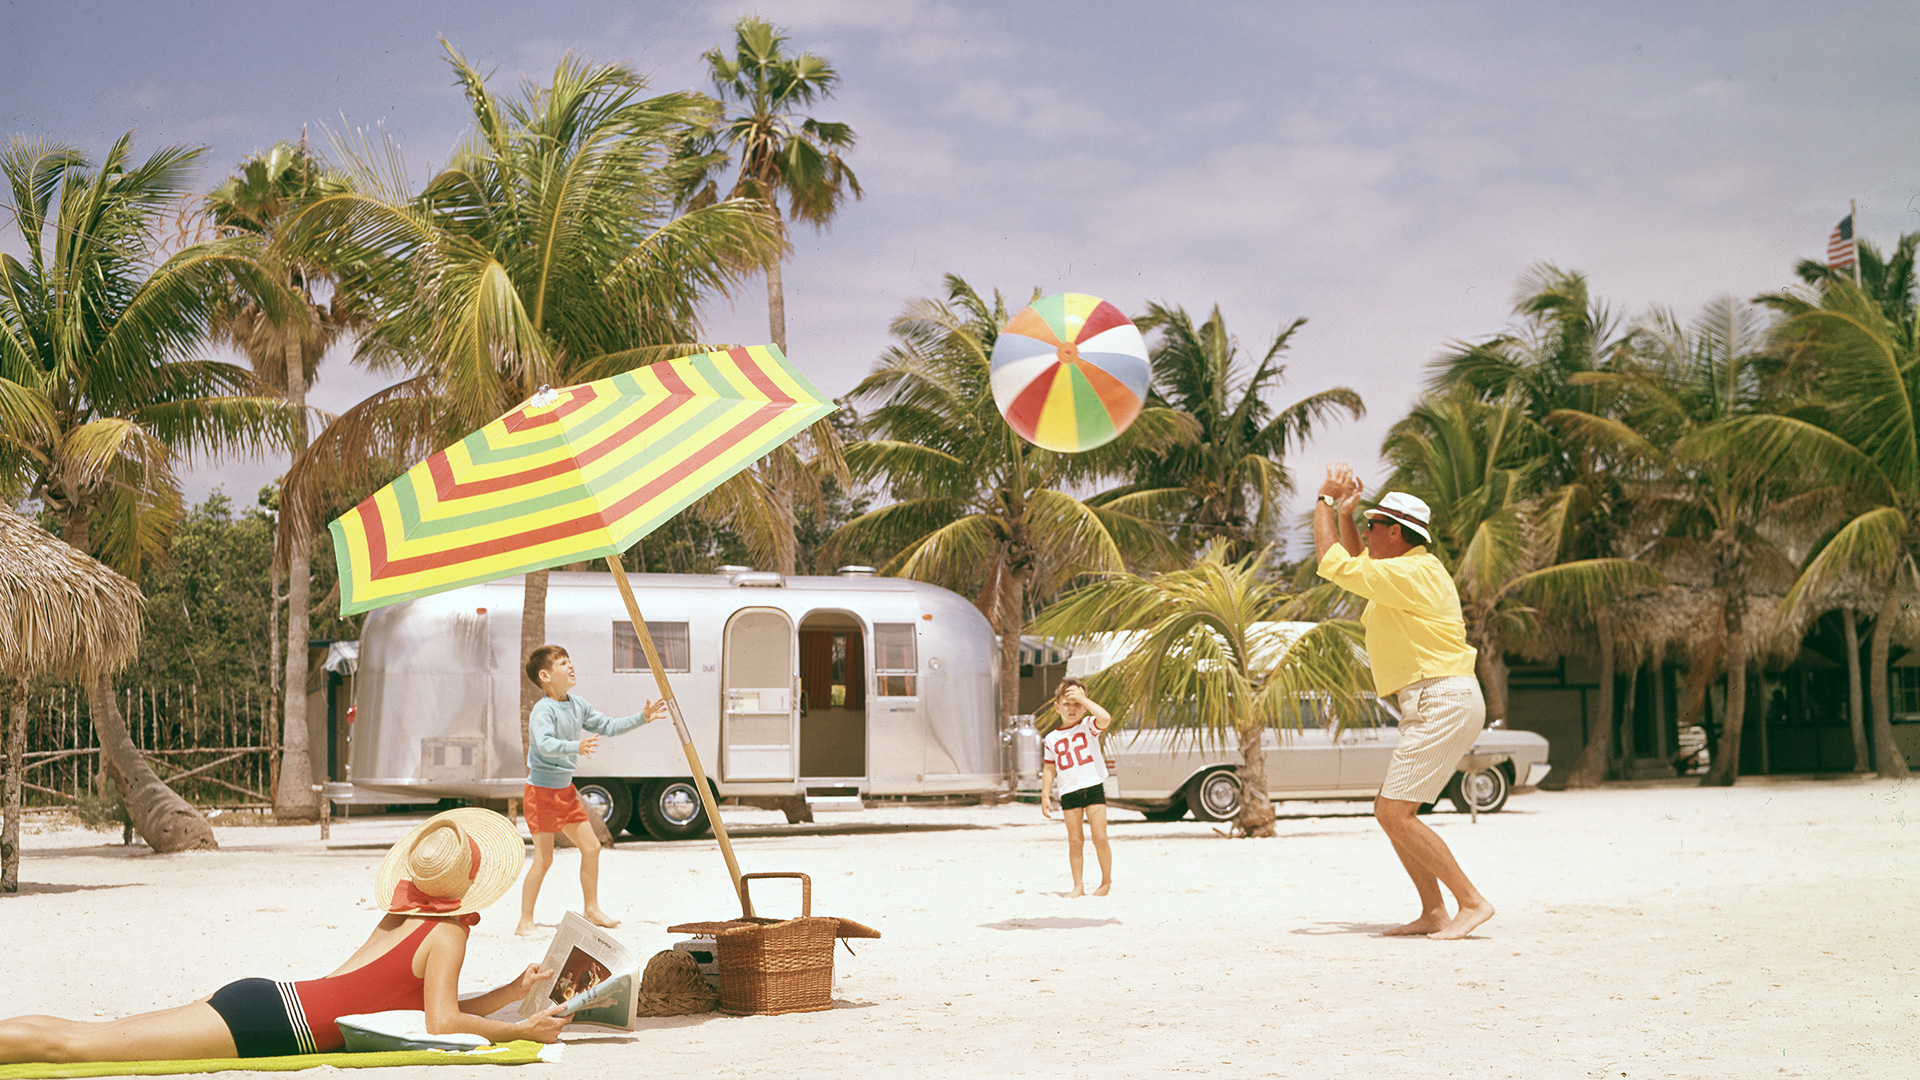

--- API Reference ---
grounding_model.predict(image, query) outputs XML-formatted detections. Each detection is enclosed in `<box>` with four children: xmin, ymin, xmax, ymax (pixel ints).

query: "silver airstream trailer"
<box><xmin>344</xmin><ymin>568</ymin><xmax>1002</xmax><ymax>839</ymax></box>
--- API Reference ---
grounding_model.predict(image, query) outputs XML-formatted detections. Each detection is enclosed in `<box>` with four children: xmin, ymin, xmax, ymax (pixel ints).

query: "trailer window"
<box><xmin>872</xmin><ymin>623</ymin><xmax>917</xmax><ymax>696</ymax></box>
<box><xmin>613</xmin><ymin>621</ymin><xmax>691</xmax><ymax>673</ymax></box>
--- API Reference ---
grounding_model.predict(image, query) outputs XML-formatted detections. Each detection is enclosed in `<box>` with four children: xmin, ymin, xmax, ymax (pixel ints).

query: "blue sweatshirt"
<box><xmin>526</xmin><ymin>694</ymin><xmax>651</xmax><ymax>789</ymax></box>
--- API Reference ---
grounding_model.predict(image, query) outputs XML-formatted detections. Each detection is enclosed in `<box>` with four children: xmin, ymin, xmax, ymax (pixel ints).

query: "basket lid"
<box><xmin>668</xmin><ymin>915</ymin><xmax>880</xmax><ymax>939</ymax></box>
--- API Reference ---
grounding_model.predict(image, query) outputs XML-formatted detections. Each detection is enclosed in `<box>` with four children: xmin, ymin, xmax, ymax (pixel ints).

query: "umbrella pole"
<box><xmin>604</xmin><ymin>554</ymin><xmax>751</xmax><ymax>915</ymax></box>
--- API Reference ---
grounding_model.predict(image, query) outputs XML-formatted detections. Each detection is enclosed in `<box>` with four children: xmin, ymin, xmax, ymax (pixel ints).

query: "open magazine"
<box><xmin>516</xmin><ymin>912</ymin><xmax>641</xmax><ymax>1030</ymax></box>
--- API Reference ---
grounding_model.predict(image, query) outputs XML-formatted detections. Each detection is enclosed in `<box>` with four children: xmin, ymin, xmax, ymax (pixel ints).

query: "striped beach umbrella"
<box><xmin>989</xmin><ymin>292</ymin><xmax>1149</xmax><ymax>453</ymax></box>
<box><xmin>330</xmin><ymin>344</ymin><xmax>835</xmax><ymax>616</ymax></box>
<box><xmin>329</xmin><ymin>343</ymin><xmax>834</xmax><ymax>913</ymax></box>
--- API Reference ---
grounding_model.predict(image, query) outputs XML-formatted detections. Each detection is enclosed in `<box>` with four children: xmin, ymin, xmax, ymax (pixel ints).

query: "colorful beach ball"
<box><xmin>989</xmin><ymin>293</ymin><xmax>1149</xmax><ymax>453</ymax></box>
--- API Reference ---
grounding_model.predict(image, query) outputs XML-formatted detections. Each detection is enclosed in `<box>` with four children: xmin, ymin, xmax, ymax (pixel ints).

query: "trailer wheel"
<box><xmin>636</xmin><ymin>778</ymin><xmax>711</xmax><ymax>840</ymax></box>
<box><xmin>1186</xmin><ymin>768</ymin><xmax>1242</xmax><ymax>822</ymax></box>
<box><xmin>572</xmin><ymin>778</ymin><xmax>632</xmax><ymax>837</ymax></box>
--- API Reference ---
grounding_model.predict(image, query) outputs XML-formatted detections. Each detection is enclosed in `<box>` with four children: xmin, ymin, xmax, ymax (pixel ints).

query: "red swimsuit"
<box><xmin>286</xmin><ymin>916</ymin><xmax>473</xmax><ymax>1052</ymax></box>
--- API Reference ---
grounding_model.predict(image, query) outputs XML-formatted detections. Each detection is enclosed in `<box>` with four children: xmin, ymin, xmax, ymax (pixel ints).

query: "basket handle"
<box><xmin>738</xmin><ymin>872</ymin><xmax>811</xmax><ymax>919</ymax></box>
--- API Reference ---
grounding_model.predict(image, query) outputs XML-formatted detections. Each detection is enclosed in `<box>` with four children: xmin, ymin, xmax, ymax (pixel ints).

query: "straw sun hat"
<box><xmin>373</xmin><ymin>808</ymin><xmax>526</xmax><ymax>917</ymax></box>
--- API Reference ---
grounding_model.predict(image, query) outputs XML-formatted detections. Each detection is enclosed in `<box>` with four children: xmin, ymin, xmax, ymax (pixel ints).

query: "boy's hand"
<box><xmin>578</xmin><ymin>733</ymin><xmax>600</xmax><ymax>758</ymax></box>
<box><xmin>645</xmin><ymin>699</ymin><xmax>667</xmax><ymax>724</ymax></box>
<box><xmin>1041</xmin><ymin>798</ymin><xmax>1054</xmax><ymax>819</ymax></box>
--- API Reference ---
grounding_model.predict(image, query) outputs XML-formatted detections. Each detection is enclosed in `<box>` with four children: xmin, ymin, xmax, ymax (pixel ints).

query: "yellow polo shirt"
<box><xmin>1316</xmin><ymin>544</ymin><xmax>1477</xmax><ymax>695</ymax></box>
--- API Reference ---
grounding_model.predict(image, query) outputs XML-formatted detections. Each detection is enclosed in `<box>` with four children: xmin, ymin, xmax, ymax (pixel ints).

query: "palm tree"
<box><xmin>205</xmin><ymin>140</ymin><xmax>353</xmax><ymax>822</ymax></box>
<box><xmin>1743</xmin><ymin>278</ymin><xmax>1920</xmax><ymax>779</ymax></box>
<box><xmin>1382</xmin><ymin>396</ymin><xmax>1662</xmax><ymax>729</ymax></box>
<box><xmin>689</xmin><ymin>13</ymin><xmax>861</xmax><ymax>356</ymax></box>
<box><xmin>0</xmin><ymin>135</ymin><xmax>299</xmax><ymax>850</ymax></box>
<box><xmin>825</xmin><ymin>274</ymin><xmax>1191</xmax><ymax>723</ymax></box>
<box><xmin>1028</xmin><ymin>546</ymin><xmax>1372</xmax><ymax>838</ymax></box>
<box><xmin>283</xmin><ymin>46</ymin><xmax>785</xmax><ymax>746</ymax></box>
<box><xmin>1116</xmin><ymin>302</ymin><xmax>1363</xmax><ymax>560</ymax></box>
<box><xmin>683</xmin><ymin>14</ymin><xmax>860</xmax><ymax>572</ymax></box>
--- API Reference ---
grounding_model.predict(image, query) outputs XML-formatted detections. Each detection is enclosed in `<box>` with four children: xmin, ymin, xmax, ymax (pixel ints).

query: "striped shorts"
<box><xmin>1381</xmin><ymin>676</ymin><xmax>1487</xmax><ymax>804</ymax></box>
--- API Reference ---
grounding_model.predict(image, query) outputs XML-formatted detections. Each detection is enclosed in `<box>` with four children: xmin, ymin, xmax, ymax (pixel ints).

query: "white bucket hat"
<box><xmin>1363</xmin><ymin>491</ymin><xmax>1432</xmax><ymax>544</ymax></box>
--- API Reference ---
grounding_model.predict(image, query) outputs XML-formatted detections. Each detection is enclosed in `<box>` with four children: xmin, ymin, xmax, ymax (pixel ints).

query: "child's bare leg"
<box><xmin>518</xmin><ymin>832</ymin><xmax>556</xmax><ymax>935</ymax></box>
<box><xmin>560</xmin><ymin>820</ymin><xmax>617</xmax><ymax>927</ymax></box>
<box><xmin>1087</xmin><ymin>803</ymin><xmax>1113</xmax><ymax>895</ymax></box>
<box><xmin>1064</xmin><ymin>806</ymin><xmax>1086</xmax><ymax>897</ymax></box>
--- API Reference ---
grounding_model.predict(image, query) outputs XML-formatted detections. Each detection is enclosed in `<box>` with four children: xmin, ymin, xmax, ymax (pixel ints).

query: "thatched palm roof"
<box><xmin>0</xmin><ymin>507</ymin><xmax>143</xmax><ymax>682</ymax></box>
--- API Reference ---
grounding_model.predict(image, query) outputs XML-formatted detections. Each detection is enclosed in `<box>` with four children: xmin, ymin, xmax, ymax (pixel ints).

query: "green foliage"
<box><xmin>120</xmin><ymin>491</ymin><xmax>274</xmax><ymax>705</ymax></box>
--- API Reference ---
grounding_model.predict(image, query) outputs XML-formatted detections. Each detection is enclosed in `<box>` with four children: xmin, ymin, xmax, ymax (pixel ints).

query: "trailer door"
<box><xmin>721</xmin><ymin>608</ymin><xmax>798</xmax><ymax>781</ymax></box>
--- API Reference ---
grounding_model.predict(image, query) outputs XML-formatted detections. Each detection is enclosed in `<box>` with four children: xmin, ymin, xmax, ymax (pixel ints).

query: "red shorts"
<box><xmin>523</xmin><ymin>783</ymin><xmax>589</xmax><ymax>834</ymax></box>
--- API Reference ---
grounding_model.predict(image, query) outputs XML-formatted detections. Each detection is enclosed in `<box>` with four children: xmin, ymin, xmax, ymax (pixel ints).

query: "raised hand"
<box><xmin>578</xmin><ymin>733</ymin><xmax>599</xmax><ymax>758</ymax></box>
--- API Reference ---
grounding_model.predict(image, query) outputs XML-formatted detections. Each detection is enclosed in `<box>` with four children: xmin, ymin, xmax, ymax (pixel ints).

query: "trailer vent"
<box><xmin>729</xmin><ymin>570</ymin><xmax>785</xmax><ymax>588</ymax></box>
<box><xmin>836</xmin><ymin>565</ymin><xmax>877</xmax><ymax>578</ymax></box>
<box><xmin>420</xmin><ymin>738</ymin><xmax>482</xmax><ymax>780</ymax></box>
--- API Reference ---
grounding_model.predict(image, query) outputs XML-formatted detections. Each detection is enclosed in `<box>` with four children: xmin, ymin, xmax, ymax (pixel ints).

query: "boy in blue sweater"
<box><xmin>516</xmin><ymin>644</ymin><xmax>664</xmax><ymax>936</ymax></box>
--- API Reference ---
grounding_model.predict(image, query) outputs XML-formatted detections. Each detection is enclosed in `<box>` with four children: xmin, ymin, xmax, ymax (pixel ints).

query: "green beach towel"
<box><xmin>0</xmin><ymin>1040</ymin><xmax>555</xmax><ymax>1079</ymax></box>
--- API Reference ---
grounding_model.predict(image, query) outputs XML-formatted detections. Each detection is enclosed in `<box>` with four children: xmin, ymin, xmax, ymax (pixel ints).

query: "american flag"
<box><xmin>1827</xmin><ymin>214</ymin><xmax>1856</xmax><ymax>269</ymax></box>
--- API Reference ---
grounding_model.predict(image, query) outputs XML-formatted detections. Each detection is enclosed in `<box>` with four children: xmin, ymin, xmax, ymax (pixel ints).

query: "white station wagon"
<box><xmin>1064</xmin><ymin>626</ymin><xmax>1552</xmax><ymax>820</ymax></box>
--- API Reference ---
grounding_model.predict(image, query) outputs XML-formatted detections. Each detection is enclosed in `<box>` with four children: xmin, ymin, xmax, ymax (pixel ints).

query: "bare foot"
<box><xmin>1066</xmin><ymin>886</ymin><xmax>1085</xmax><ymax>898</ymax></box>
<box><xmin>1382</xmin><ymin>913</ymin><xmax>1448</xmax><ymax>937</ymax></box>
<box><xmin>514</xmin><ymin>919</ymin><xmax>539</xmax><ymax>937</ymax></box>
<box><xmin>1092</xmin><ymin>883</ymin><xmax>1111</xmax><ymax>896</ymax></box>
<box><xmin>584</xmin><ymin>908</ymin><xmax>621</xmax><ymax>928</ymax></box>
<box><xmin>1428</xmin><ymin>901</ymin><xmax>1494</xmax><ymax>940</ymax></box>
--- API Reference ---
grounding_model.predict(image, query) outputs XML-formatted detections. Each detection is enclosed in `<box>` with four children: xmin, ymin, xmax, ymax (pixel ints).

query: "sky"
<box><xmin>6</xmin><ymin>0</ymin><xmax>1920</xmax><ymax>554</ymax></box>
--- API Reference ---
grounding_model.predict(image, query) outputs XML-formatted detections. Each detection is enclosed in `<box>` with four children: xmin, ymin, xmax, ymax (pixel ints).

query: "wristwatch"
<box><xmin>1318</xmin><ymin>494</ymin><xmax>1337</xmax><ymax>508</ymax></box>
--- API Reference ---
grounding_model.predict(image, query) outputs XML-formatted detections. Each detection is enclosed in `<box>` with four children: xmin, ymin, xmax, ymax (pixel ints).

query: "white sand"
<box><xmin>3</xmin><ymin>778</ymin><xmax>1916</xmax><ymax>1079</ymax></box>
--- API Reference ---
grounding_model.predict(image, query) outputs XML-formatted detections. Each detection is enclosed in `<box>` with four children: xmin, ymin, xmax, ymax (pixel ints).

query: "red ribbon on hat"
<box><xmin>388</xmin><ymin>835</ymin><xmax>482</xmax><ymax>913</ymax></box>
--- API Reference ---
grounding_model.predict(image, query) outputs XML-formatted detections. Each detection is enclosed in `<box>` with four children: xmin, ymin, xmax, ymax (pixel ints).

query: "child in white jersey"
<box><xmin>1040</xmin><ymin>678</ymin><xmax>1114</xmax><ymax>897</ymax></box>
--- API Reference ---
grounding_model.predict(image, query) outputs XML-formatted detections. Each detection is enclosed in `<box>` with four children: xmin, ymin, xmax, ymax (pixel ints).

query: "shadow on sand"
<box><xmin>979</xmin><ymin>916</ymin><xmax>1122</xmax><ymax>931</ymax></box>
<box><xmin>6</xmin><ymin>881</ymin><xmax>141</xmax><ymax>896</ymax></box>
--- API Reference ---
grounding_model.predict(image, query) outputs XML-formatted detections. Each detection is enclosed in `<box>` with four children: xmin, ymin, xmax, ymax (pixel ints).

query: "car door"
<box><xmin>1336</xmin><ymin>698</ymin><xmax>1401</xmax><ymax>789</ymax></box>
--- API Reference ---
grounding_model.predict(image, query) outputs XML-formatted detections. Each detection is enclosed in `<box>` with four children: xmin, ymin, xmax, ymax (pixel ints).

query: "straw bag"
<box><xmin>667</xmin><ymin>872</ymin><xmax>880</xmax><ymax>1016</ymax></box>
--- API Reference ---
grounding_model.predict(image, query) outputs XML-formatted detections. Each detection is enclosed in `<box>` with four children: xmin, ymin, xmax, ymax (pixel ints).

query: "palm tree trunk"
<box><xmin>995</xmin><ymin>570</ymin><xmax>1026</xmax><ymax>725</ymax></box>
<box><xmin>766</xmin><ymin>256</ymin><xmax>788</xmax><ymax>354</ymax></box>
<box><xmin>3</xmin><ymin>678</ymin><xmax>23</xmax><ymax>892</ymax></box>
<box><xmin>519</xmin><ymin>569</ymin><xmax>552</xmax><ymax>754</ymax></box>
<box><xmin>1869</xmin><ymin>591</ymin><xmax>1912</xmax><ymax>778</ymax></box>
<box><xmin>63</xmin><ymin>510</ymin><xmax>215</xmax><ymax>850</ymax></box>
<box><xmin>1845</xmin><ymin>607</ymin><xmax>1869</xmax><ymax>773</ymax></box>
<box><xmin>1619</xmin><ymin>660</ymin><xmax>1640</xmax><ymax>771</ymax></box>
<box><xmin>1472</xmin><ymin>626</ymin><xmax>1509</xmax><ymax>726</ymax></box>
<box><xmin>1704</xmin><ymin>598</ymin><xmax>1747</xmax><ymax>787</ymax></box>
<box><xmin>1564</xmin><ymin>609</ymin><xmax>1614</xmax><ymax>788</ymax></box>
<box><xmin>274</xmin><ymin>334</ymin><xmax>317</xmax><ymax>821</ymax></box>
<box><xmin>90</xmin><ymin>672</ymin><xmax>216</xmax><ymax>850</ymax></box>
<box><xmin>1233</xmin><ymin>720</ymin><xmax>1275</xmax><ymax>838</ymax></box>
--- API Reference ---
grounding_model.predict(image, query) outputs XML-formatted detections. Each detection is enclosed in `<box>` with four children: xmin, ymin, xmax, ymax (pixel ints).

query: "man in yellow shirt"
<box><xmin>1314</xmin><ymin>462</ymin><xmax>1494</xmax><ymax>940</ymax></box>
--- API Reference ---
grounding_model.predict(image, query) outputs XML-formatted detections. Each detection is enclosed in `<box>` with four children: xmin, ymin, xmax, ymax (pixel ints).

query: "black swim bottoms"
<box><xmin>1059</xmin><ymin>784</ymin><xmax>1106</xmax><ymax>810</ymax></box>
<box><xmin>207</xmin><ymin>977</ymin><xmax>313</xmax><ymax>1057</ymax></box>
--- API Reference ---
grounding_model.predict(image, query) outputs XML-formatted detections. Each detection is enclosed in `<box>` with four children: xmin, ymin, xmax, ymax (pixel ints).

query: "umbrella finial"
<box><xmin>528</xmin><ymin>385</ymin><xmax>560</xmax><ymax>409</ymax></box>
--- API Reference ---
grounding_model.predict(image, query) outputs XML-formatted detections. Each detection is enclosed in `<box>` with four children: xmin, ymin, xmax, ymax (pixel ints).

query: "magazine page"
<box><xmin>518</xmin><ymin>911</ymin><xmax>640</xmax><ymax>1030</ymax></box>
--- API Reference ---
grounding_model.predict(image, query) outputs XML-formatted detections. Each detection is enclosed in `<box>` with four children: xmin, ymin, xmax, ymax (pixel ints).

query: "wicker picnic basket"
<box><xmin>667</xmin><ymin>872</ymin><xmax>880</xmax><ymax>1016</ymax></box>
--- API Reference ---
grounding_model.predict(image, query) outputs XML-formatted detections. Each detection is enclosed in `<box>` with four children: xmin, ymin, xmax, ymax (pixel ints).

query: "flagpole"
<box><xmin>605</xmin><ymin>552</ymin><xmax>752</xmax><ymax>915</ymax></box>
<box><xmin>1852</xmin><ymin>199</ymin><xmax>1862</xmax><ymax>287</ymax></box>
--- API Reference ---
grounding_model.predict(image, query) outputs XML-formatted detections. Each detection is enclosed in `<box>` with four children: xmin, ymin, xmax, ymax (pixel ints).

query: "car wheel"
<box><xmin>1186</xmin><ymin>768</ymin><xmax>1242</xmax><ymax>822</ymax></box>
<box><xmin>572</xmin><ymin>778</ymin><xmax>633</xmax><ymax>836</ymax></box>
<box><xmin>636</xmin><ymin>778</ymin><xmax>711</xmax><ymax>840</ymax></box>
<box><xmin>1446</xmin><ymin>765</ymin><xmax>1511</xmax><ymax>814</ymax></box>
<box><xmin>1140</xmin><ymin>803</ymin><xmax>1189</xmax><ymax>822</ymax></box>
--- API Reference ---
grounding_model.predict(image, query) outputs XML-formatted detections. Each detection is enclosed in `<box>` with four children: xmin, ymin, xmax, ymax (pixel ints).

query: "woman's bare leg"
<box><xmin>0</xmin><ymin>1002</ymin><xmax>236</xmax><ymax>1064</ymax></box>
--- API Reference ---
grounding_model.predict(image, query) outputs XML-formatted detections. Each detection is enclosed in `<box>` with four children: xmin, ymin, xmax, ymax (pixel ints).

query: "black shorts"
<box><xmin>1059</xmin><ymin>784</ymin><xmax>1106</xmax><ymax>810</ymax></box>
<box><xmin>207</xmin><ymin>977</ymin><xmax>313</xmax><ymax>1057</ymax></box>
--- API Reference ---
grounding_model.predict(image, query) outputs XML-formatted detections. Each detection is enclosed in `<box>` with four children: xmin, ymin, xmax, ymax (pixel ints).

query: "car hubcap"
<box><xmin>1466</xmin><ymin>771</ymin><xmax>1500</xmax><ymax>807</ymax></box>
<box><xmin>659</xmin><ymin>784</ymin><xmax>700</xmax><ymax>825</ymax></box>
<box><xmin>1201</xmin><ymin>774</ymin><xmax>1239</xmax><ymax>816</ymax></box>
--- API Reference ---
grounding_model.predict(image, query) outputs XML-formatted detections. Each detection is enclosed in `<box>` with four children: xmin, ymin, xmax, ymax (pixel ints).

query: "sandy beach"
<box><xmin>3</xmin><ymin>778</ymin><xmax>1915</xmax><ymax>1079</ymax></box>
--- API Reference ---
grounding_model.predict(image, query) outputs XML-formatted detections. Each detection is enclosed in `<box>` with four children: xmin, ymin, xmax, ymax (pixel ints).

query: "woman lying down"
<box><xmin>0</xmin><ymin>809</ymin><xmax>570</xmax><ymax>1064</ymax></box>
